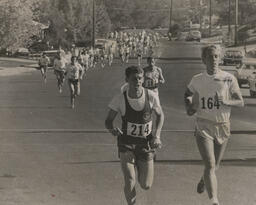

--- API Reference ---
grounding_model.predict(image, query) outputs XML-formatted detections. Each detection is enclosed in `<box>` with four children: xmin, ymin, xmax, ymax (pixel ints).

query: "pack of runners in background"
<box><xmin>37</xmin><ymin>30</ymin><xmax>162</xmax><ymax>109</ymax></box>
<box><xmin>108</xmin><ymin>30</ymin><xmax>160</xmax><ymax>66</ymax></box>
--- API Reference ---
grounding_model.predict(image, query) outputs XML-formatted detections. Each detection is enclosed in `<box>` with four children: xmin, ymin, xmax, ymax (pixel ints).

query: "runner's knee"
<box><xmin>204</xmin><ymin>159</ymin><xmax>216</xmax><ymax>172</ymax></box>
<box><xmin>139</xmin><ymin>181</ymin><xmax>152</xmax><ymax>190</ymax></box>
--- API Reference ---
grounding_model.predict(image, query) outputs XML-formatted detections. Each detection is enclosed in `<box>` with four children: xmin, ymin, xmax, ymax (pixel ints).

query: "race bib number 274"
<box><xmin>127</xmin><ymin>121</ymin><xmax>152</xmax><ymax>138</ymax></box>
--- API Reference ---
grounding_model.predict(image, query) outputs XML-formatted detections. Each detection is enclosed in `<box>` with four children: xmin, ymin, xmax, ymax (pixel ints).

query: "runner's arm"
<box><xmin>158</xmin><ymin>68</ymin><xmax>165</xmax><ymax>84</ymax></box>
<box><xmin>216</xmin><ymin>77</ymin><xmax>244</xmax><ymax>107</ymax></box>
<box><xmin>216</xmin><ymin>90</ymin><xmax>244</xmax><ymax>107</ymax></box>
<box><xmin>151</xmin><ymin>105</ymin><xmax>164</xmax><ymax>149</ymax></box>
<box><xmin>78</xmin><ymin>64</ymin><xmax>84</xmax><ymax>79</ymax></box>
<box><xmin>153</xmin><ymin>106</ymin><xmax>164</xmax><ymax>139</ymax></box>
<box><xmin>228</xmin><ymin>91</ymin><xmax>244</xmax><ymax>107</ymax></box>
<box><xmin>184</xmin><ymin>87</ymin><xmax>197</xmax><ymax>116</ymax></box>
<box><xmin>53</xmin><ymin>59</ymin><xmax>57</xmax><ymax>69</ymax></box>
<box><xmin>105</xmin><ymin>109</ymin><xmax>123</xmax><ymax>136</ymax></box>
<box><xmin>47</xmin><ymin>57</ymin><xmax>50</xmax><ymax>65</ymax></box>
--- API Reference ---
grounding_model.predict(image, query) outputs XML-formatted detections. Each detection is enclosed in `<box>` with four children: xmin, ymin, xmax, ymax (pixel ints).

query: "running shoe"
<box><xmin>71</xmin><ymin>101</ymin><xmax>75</xmax><ymax>109</ymax></box>
<box><xmin>197</xmin><ymin>178</ymin><xmax>205</xmax><ymax>194</ymax></box>
<box><xmin>153</xmin><ymin>154</ymin><xmax>156</xmax><ymax>162</ymax></box>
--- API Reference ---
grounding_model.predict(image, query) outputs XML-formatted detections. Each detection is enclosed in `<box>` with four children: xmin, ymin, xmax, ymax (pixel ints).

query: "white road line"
<box><xmin>0</xmin><ymin>129</ymin><xmax>255</xmax><ymax>134</ymax></box>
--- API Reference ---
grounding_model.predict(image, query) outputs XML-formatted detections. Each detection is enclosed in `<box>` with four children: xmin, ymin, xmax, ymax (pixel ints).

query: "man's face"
<box><xmin>71</xmin><ymin>57</ymin><xmax>77</xmax><ymax>64</ymax></box>
<box><xmin>205</xmin><ymin>49</ymin><xmax>220</xmax><ymax>75</ymax></box>
<box><xmin>147</xmin><ymin>58</ymin><xmax>155</xmax><ymax>66</ymax></box>
<box><xmin>126</xmin><ymin>72</ymin><xmax>144</xmax><ymax>91</ymax></box>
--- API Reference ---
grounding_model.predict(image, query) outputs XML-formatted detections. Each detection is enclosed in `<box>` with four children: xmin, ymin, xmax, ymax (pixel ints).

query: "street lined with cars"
<box><xmin>220</xmin><ymin>44</ymin><xmax>256</xmax><ymax>98</ymax></box>
<box><xmin>234</xmin><ymin>61</ymin><xmax>256</xmax><ymax>87</ymax></box>
<box><xmin>222</xmin><ymin>49</ymin><xmax>244</xmax><ymax>66</ymax></box>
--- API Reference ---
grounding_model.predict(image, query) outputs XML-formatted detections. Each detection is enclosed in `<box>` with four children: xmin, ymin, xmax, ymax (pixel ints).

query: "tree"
<box><xmin>37</xmin><ymin>0</ymin><xmax>111</xmax><ymax>48</ymax></box>
<box><xmin>0</xmin><ymin>0</ymin><xmax>41</xmax><ymax>51</ymax></box>
<box><xmin>215</xmin><ymin>0</ymin><xmax>256</xmax><ymax>26</ymax></box>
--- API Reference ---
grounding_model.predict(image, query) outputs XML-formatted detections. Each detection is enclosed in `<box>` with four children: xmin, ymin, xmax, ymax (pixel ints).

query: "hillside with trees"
<box><xmin>0</xmin><ymin>0</ymin><xmax>255</xmax><ymax>51</ymax></box>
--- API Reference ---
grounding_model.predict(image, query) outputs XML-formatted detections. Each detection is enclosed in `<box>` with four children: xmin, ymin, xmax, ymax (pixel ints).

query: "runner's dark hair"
<box><xmin>125</xmin><ymin>66</ymin><xmax>144</xmax><ymax>78</ymax></box>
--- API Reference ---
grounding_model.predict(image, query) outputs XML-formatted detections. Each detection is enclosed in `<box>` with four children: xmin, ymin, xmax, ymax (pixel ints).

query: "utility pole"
<box><xmin>235</xmin><ymin>0</ymin><xmax>238</xmax><ymax>46</ymax></box>
<box><xmin>169</xmin><ymin>0</ymin><xmax>173</xmax><ymax>32</ymax></box>
<box><xmin>92</xmin><ymin>0</ymin><xmax>95</xmax><ymax>48</ymax></box>
<box><xmin>199</xmin><ymin>0</ymin><xmax>203</xmax><ymax>31</ymax></box>
<box><xmin>228</xmin><ymin>0</ymin><xmax>231</xmax><ymax>34</ymax></box>
<box><xmin>209</xmin><ymin>0</ymin><xmax>211</xmax><ymax>36</ymax></box>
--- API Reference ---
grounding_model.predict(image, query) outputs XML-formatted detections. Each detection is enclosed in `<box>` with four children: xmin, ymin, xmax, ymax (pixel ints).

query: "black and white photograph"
<box><xmin>0</xmin><ymin>0</ymin><xmax>255</xmax><ymax>204</ymax></box>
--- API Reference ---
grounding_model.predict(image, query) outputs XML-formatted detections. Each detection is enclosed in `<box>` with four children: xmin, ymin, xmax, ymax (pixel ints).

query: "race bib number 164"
<box><xmin>127</xmin><ymin>121</ymin><xmax>152</xmax><ymax>138</ymax></box>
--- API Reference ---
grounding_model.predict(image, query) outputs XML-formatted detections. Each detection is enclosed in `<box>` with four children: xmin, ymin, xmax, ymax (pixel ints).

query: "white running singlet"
<box><xmin>188</xmin><ymin>70</ymin><xmax>241</xmax><ymax>123</ymax></box>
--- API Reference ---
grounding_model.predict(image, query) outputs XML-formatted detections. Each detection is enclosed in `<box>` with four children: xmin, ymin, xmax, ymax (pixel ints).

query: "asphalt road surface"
<box><xmin>0</xmin><ymin>40</ymin><xmax>255</xmax><ymax>205</ymax></box>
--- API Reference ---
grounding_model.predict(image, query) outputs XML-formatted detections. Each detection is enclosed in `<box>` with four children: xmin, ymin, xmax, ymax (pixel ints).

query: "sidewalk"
<box><xmin>0</xmin><ymin>57</ymin><xmax>38</xmax><ymax>77</ymax></box>
<box><xmin>0</xmin><ymin>56</ymin><xmax>36</xmax><ymax>64</ymax></box>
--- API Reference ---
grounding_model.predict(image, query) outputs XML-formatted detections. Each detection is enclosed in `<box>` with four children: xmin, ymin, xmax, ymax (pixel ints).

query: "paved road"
<box><xmin>0</xmin><ymin>41</ymin><xmax>255</xmax><ymax>205</ymax></box>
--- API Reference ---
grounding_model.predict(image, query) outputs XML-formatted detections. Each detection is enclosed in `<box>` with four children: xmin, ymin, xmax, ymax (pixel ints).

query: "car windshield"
<box><xmin>225</xmin><ymin>51</ymin><xmax>242</xmax><ymax>56</ymax></box>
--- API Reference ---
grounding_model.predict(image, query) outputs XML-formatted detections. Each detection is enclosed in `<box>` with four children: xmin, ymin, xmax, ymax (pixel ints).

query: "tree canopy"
<box><xmin>0</xmin><ymin>0</ymin><xmax>41</xmax><ymax>51</ymax></box>
<box><xmin>0</xmin><ymin>0</ymin><xmax>255</xmax><ymax>50</ymax></box>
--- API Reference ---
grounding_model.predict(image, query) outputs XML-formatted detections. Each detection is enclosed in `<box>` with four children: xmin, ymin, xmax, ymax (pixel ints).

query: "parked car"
<box><xmin>234</xmin><ymin>62</ymin><xmax>256</xmax><ymax>87</ymax></box>
<box><xmin>14</xmin><ymin>48</ymin><xmax>30</xmax><ymax>57</ymax></box>
<box><xmin>0</xmin><ymin>48</ymin><xmax>11</xmax><ymax>56</ymax></box>
<box><xmin>248</xmin><ymin>71</ymin><xmax>256</xmax><ymax>97</ymax></box>
<box><xmin>186</xmin><ymin>30</ymin><xmax>201</xmax><ymax>42</ymax></box>
<box><xmin>222</xmin><ymin>49</ymin><xmax>244</xmax><ymax>66</ymax></box>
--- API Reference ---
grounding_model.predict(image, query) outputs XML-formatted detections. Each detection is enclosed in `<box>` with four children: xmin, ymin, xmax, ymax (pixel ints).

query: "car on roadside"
<box><xmin>222</xmin><ymin>49</ymin><xmax>244</xmax><ymax>66</ymax></box>
<box><xmin>0</xmin><ymin>48</ymin><xmax>12</xmax><ymax>56</ymax></box>
<box><xmin>14</xmin><ymin>48</ymin><xmax>30</xmax><ymax>57</ymax></box>
<box><xmin>186</xmin><ymin>30</ymin><xmax>201</xmax><ymax>42</ymax></box>
<box><xmin>248</xmin><ymin>71</ymin><xmax>256</xmax><ymax>97</ymax></box>
<box><xmin>234</xmin><ymin>62</ymin><xmax>256</xmax><ymax>87</ymax></box>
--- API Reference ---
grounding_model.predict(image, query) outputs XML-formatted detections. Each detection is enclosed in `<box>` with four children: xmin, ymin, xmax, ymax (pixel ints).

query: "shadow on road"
<box><xmin>0</xmin><ymin>106</ymin><xmax>70</xmax><ymax>109</ymax></box>
<box><xmin>63</xmin><ymin>158</ymin><xmax>256</xmax><ymax>167</ymax></box>
<box><xmin>245</xmin><ymin>103</ymin><xmax>256</xmax><ymax>107</ymax></box>
<box><xmin>243</xmin><ymin>96</ymin><xmax>254</xmax><ymax>99</ymax></box>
